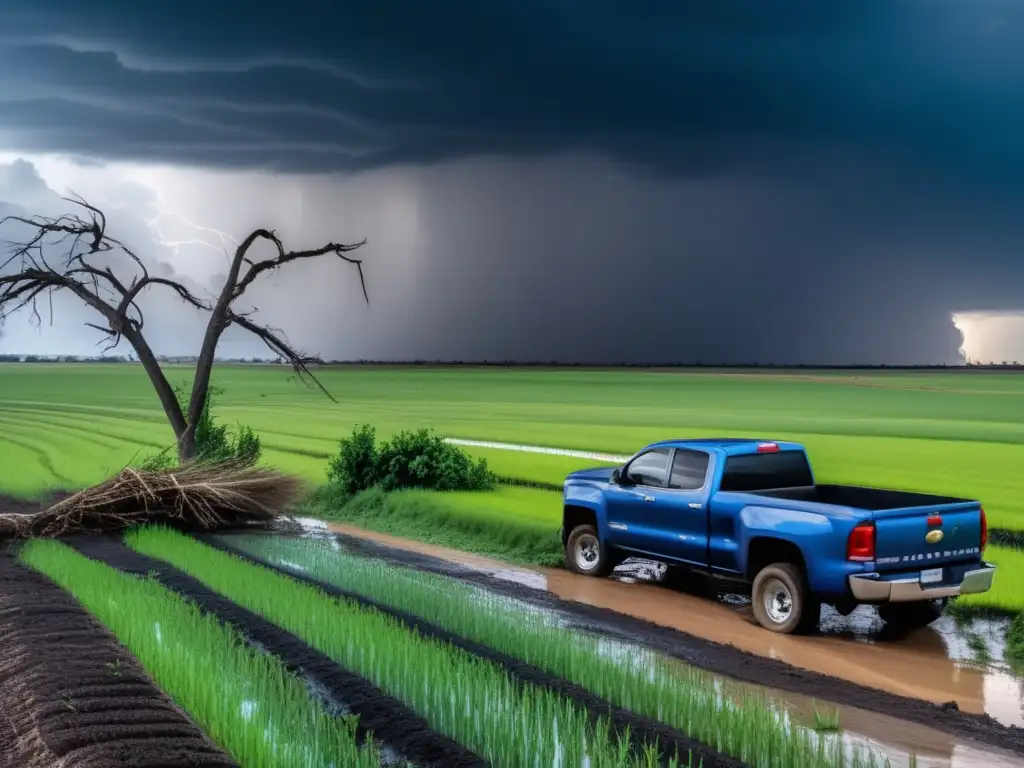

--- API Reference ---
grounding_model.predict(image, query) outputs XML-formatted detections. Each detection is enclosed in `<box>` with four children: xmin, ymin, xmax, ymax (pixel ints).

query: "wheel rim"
<box><xmin>762</xmin><ymin>577</ymin><xmax>794</xmax><ymax>625</ymax></box>
<box><xmin>573</xmin><ymin>533</ymin><xmax>601</xmax><ymax>571</ymax></box>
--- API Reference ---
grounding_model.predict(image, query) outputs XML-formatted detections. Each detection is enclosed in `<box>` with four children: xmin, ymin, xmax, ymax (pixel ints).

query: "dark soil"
<box><xmin>243</xmin><ymin>527</ymin><xmax>1024</xmax><ymax>759</ymax></box>
<box><xmin>0</xmin><ymin>491</ymin><xmax>74</xmax><ymax>516</ymax></box>
<box><xmin>201</xmin><ymin>534</ymin><xmax>749</xmax><ymax>768</ymax></box>
<box><xmin>0</xmin><ymin>550</ymin><xmax>237</xmax><ymax>768</ymax></box>
<box><xmin>64</xmin><ymin>535</ymin><xmax>484</xmax><ymax>768</ymax></box>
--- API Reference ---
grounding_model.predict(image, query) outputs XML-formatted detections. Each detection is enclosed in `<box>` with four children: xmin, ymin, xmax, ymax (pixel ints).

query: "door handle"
<box><xmin>642</xmin><ymin>494</ymin><xmax>656</xmax><ymax>503</ymax></box>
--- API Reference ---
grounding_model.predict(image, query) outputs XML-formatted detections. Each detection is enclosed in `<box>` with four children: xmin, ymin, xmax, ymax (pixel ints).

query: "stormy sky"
<box><xmin>1</xmin><ymin>1</ymin><xmax>1024</xmax><ymax>364</ymax></box>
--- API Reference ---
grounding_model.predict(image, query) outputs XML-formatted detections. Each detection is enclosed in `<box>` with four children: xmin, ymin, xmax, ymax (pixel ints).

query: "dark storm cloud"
<box><xmin>0</xmin><ymin>0</ymin><xmax>1022</xmax><ymax>188</ymax></box>
<box><xmin>0</xmin><ymin>2</ymin><xmax>1023</xmax><ymax>365</ymax></box>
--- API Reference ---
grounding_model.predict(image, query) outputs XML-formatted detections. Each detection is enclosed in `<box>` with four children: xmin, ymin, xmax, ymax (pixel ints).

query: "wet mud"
<box><xmin>0</xmin><ymin>550</ymin><xmax>237</xmax><ymax>768</ymax></box>
<box><xmin>203</xmin><ymin>533</ymin><xmax>749</xmax><ymax>768</ymax></box>
<box><xmin>298</xmin><ymin>522</ymin><xmax>1024</xmax><ymax>759</ymax></box>
<box><xmin>64</xmin><ymin>535</ymin><xmax>483</xmax><ymax>768</ymax></box>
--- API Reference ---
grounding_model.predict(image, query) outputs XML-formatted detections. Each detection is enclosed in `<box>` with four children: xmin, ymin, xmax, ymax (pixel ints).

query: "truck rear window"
<box><xmin>720</xmin><ymin>451</ymin><xmax>814</xmax><ymax>492</ymax></box>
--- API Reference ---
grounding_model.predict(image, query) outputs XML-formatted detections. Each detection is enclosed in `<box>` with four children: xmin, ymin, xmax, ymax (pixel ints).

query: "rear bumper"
<box><xmin>848</xmin><ymin>562</ymin><xmax>996</xmax><ymax>603</ymax></box>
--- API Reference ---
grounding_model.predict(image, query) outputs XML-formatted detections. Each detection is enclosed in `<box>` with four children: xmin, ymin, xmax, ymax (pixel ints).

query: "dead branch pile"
<box><xmin>0</xmin><ymin>461</ymin><xmax>305</xmax><ymax>540</ymax></box>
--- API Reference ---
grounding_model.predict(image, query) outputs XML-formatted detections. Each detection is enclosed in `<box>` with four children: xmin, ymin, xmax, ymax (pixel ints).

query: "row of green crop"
<box><xmin>221</xmin><ymin>532</ymin><xmax>898</xmax><ymax>768</ymax></box>
<box><xmin>20</xmin><ymin>539</ymin><xmax>381</xmax><ymax>768</ymax></box>
<box><xmin>124</xmin><ymin>526</ymin><xmax>688</xmax><ymax>768</ymax></box>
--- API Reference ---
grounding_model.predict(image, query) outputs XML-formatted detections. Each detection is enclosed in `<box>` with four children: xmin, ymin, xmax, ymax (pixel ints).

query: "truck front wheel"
<box><xmin>565</xmin><ymin>524</ymin><xmax>616</xmax><ymax>577</ymax></box>
<box><xmin>751</xmin><ymin>562</ymin><xmax>821</xmax><ymax>635</ymax></box>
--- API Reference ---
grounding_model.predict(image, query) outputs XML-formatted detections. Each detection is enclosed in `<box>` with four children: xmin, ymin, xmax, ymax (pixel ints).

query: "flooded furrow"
<box><xmin>303</xmin><ymin>520</ymin><xmax>1024</xmax><ymax>766</ymax></box>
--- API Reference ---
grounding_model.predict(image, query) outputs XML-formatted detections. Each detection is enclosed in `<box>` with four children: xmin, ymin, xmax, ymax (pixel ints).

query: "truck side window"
<box><xmin>668</xmin><ymin>449</ymin><xmax>710</xmax><ymax>490</ymax></box>
<box><xmin>625</xmin><ymin>448</ymin><xmax>670</xmax><ymax>488</ymax></box>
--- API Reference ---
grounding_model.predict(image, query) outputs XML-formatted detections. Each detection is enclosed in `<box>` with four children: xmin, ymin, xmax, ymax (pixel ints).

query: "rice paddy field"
<box><xmin>3</xmin><ymin>363</ymin><xmax>1024</xmax><ymax>523</ymax></box>
<box><xmin>2</xmin><ymin>363</ymin><xmax>1024</xmax><ymax>768</ymax></box>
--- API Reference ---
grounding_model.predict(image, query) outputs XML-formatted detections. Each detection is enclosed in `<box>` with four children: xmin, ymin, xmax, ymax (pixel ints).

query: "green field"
<box><xmin>2</xmin><ymin>363</ymin><xmax>1023</xmax><ymax>529</ymax></box>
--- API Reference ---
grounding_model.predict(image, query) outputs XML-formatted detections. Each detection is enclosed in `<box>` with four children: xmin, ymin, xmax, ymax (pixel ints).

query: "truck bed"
<box><xmin>750</xmin><ymin>484</ymin><xmax>969</xmax><ymax>511</ymax></box>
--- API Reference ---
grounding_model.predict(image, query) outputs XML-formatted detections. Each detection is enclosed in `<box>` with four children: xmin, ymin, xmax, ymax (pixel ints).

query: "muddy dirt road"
<box><xmin>308</xmin><ymin>521</ymin><xmax>1024</xmax><ymax>766</ymax></box>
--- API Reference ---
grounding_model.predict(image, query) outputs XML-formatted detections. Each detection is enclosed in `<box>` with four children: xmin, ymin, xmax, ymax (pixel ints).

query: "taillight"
<box><xmin>980</xmin><ymin>506</ymin><xmax>988</xmax><ymax>554</ymax></box>
<box><xmin>756</xmin><ymin>442</ymin><xmax>780</xmax><ymax>453</ymax></box>
<box><xmin>847</xmin><ymin>522</ymin><xmax>876</xmax><ymax>562</ymax></box>
<box><xmin>926</xmin><ymin>514</ymin><xmax>942</xmax><ymax>527</ymax></box>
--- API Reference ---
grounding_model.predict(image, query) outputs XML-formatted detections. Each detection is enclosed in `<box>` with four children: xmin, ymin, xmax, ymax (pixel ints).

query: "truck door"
<box><xmin>603</xmin><ymin>447</ymin><xmax>671</xmax><ymax>553</ymax></box>
<box><xmin>653</xmin><ymin>448</ymin><xmax>712</xmax><ymax>566</ymax></box>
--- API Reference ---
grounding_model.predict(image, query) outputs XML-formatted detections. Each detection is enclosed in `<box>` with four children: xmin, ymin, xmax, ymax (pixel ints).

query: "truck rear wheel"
<box><xmin>565</xmin><ymin>524</ymin><xmax>615</xmax><ymax>577</ymax></box>
<box><xmin>751</xmin><ymin>562</ymin><xmax>821</xmax><ymax>635</ymax></box>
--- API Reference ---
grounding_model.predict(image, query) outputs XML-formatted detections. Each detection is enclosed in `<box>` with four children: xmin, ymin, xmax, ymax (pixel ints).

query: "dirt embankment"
<box><xmin>203</xmin><ymin>534</ymin><xmax>749</xmax><ymax>768</ymax></box>
<box><xmin>64</xmin><ymin>535</ymin><xmax>483</xmax><ymax>768</ymax></box>
<box><xmin>303</xmin><ymin>525</ymin><xmax>1024</xmax><ymax>759</ymax></box>
<box><xmin>0</xmin><ymin>551</ymin><xmax>237</xmax><ymax>768</ymax></box>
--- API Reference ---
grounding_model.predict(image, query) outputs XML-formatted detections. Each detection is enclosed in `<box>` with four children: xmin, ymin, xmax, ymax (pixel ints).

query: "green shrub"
<box><xmin>325</xmin><ymin>424</ymin><xmax>495</xmax><ymax>494</ymax></box>
<box><xmin>326</xmin><ymin>423</ymin><xmax>379</xmax><ymax>494</ymax></box>
<box><xmin>135</xmin><ymin>382</ymin><xmax>262</xmax><ymax>469</ymax></box>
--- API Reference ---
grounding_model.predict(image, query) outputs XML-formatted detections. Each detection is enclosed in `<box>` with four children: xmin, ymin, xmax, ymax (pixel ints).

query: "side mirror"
<box><xmin>611</xmin><ymin>468</ymin><xmax>622</xmax><ymax>484</ymax></box>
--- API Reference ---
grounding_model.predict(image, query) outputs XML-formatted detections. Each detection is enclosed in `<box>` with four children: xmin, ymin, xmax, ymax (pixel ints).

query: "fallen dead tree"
<box><xmin>0</xmin><ymin>460</ymin><xmax>304</xmax><ymax>539</ymax></box>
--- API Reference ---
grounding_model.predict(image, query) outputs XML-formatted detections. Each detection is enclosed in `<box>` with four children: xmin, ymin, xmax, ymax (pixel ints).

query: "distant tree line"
<box><xmin>1</xmin><ymin>355</ymin><xmax>1022</xmax><ymax>371</ymax></box>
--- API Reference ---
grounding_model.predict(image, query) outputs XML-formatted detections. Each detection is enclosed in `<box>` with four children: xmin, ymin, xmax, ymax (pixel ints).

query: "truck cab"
<box><xmin>561</xmin><ymin>438</ymin><xmax>995</xmax><ymax>634</ymax></box>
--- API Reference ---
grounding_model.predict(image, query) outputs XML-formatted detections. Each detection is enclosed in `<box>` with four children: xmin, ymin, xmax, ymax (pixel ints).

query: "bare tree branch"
<box><xmin>0</xmin><ymin>196</ymin><xmax>369</xmax><ymax>462</ymax></box>
<box><xmin>231</xmin><ymin>228</ymin><xmax>369</xmax><ymax>303</ymax></box>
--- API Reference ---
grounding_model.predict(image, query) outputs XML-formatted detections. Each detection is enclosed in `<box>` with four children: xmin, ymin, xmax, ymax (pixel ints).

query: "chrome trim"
<box><xmin>608</xmin><ymin>522</ymin><xmax>628</xmax><ymax>531</ymax></box>
<box><xmin>848</xmin><ymin>563</ymin><xmax>996</xmax><ymax>603</ymax></box>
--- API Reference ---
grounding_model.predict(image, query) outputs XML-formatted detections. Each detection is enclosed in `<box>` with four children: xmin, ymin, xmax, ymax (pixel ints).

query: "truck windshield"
<box><xmin>720</xmin><ymin>450</ymin><xmax>814</xmax><ymax>492</ymax></box>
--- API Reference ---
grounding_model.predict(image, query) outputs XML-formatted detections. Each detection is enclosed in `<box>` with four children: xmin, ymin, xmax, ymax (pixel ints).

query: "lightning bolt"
<box><xmin>146</xmin><ymin>209</ymin><xmax>239</xmax><ymax>263</ymax></box>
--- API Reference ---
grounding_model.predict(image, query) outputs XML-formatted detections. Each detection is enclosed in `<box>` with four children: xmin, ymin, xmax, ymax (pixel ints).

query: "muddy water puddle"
<box><xmin>256</xmin><ymin>521</ymin><xmax>1024</xmax><ymax>766</ymax></box>
<box><xmin>596</xmin><ymin>560</ymin><xmax>1024</xmax><ymax>731</ymax></box>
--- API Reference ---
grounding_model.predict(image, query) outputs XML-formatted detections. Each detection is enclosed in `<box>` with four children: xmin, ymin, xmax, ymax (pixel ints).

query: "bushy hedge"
<box><xmin>326</xmin><ymin>424</ymin><xmax>495</xmax><ymax>494</ymax></box>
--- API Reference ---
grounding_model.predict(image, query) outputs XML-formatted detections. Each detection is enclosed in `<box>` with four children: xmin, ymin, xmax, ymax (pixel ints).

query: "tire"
<box><xmin>877</xmin><ymin>598</ymin><xmax>948</xmax><ymax>629</ymax></box>
<box><xmin>565</xmin><ymin>524</ymin><xmax>615</xmax><ymax>577</ymax></box>
<box><xmin>751</xmin><ymin>562</ymin><xmax>821</xmax><ymax>635</ymax></box>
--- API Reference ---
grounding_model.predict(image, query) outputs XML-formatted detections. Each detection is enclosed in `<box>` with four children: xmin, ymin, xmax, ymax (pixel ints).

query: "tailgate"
<box><xmin>872</xmin><ymin>502</ymin><xmax>984</xmax><ymax>572</ymax></box>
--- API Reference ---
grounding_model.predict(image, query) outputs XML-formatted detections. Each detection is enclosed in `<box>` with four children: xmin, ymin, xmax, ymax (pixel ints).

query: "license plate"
<box><xmin>920</xmin><ymin>567</ymin><xmax>943</xmax><ymax>584</ymax></box>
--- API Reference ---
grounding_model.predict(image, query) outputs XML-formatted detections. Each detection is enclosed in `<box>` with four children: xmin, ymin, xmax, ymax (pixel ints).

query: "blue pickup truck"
<box><xmin>561</xmin><ymin>438</ymin><xmax>995</xmax><ymax>634</ymax></box>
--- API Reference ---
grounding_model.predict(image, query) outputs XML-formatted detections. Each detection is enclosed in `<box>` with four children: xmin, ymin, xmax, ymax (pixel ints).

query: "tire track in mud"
<box><xmin>64</xmin><ymin>535</ymin><xmax>485</xmax><ymax>768</ymax></box>
<box><xmin>0</xmin><ymin>551</ymin><xmax>237</xmax><ymax>768</ymax></box>
<box><xmin>269</xmin><ymin>527</ymin><xmax>1024</xmax><ymax>759</ymax></box>
<box><xmin>201</xmin><ymin>534</ymin><xmax>749</xmax><ymax>768</ymax></box>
